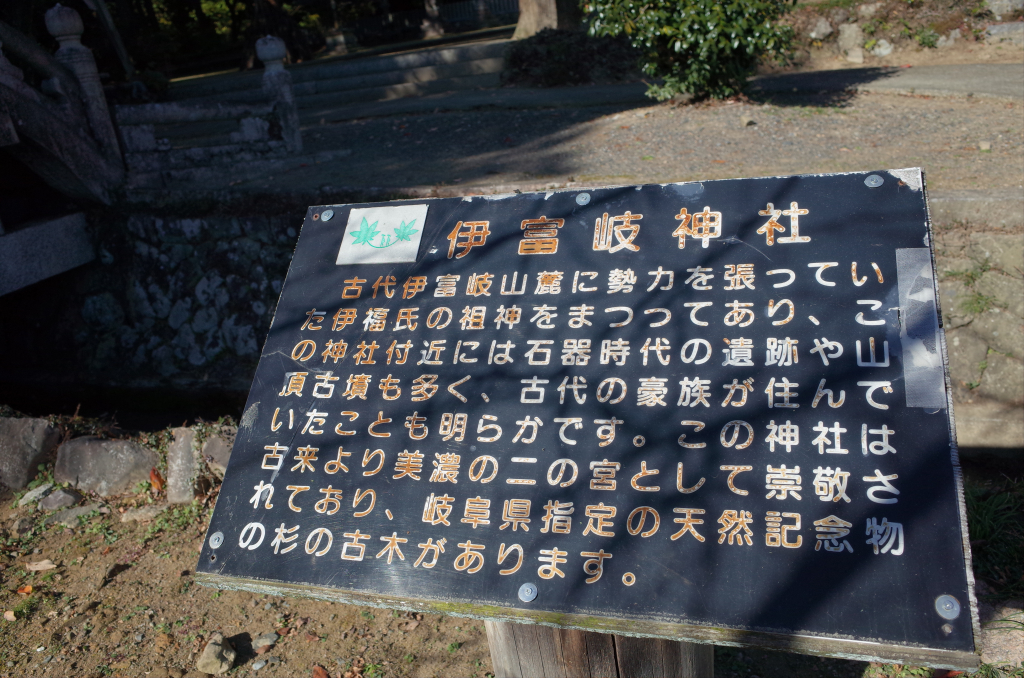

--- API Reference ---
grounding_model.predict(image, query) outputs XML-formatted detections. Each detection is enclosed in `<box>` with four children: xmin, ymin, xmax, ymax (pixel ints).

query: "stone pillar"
<box><xmin>166</xmin><ymin>427</ymin><xmax>198</xmax><ymax>504</ymax></box>
<box><xmin>256</xmin><ymin>35</ymin><xmax>302</xmax><ymax>154</ymax></box>
<box><xmin>45</xmin><ymin>4</ymin><xmax>123</xmax><ymax>166</ymax></box>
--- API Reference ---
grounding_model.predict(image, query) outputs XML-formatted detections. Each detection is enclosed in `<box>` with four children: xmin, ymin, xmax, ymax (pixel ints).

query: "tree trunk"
<box><xmin>485</xmin><ymin>621</ymin><xmax>714</xmax><ymax>678</ymax></box>
<box><xmin>512</xmin><ymin>0</ymin><xmax>582</xmax><ymax>39</ymax></box>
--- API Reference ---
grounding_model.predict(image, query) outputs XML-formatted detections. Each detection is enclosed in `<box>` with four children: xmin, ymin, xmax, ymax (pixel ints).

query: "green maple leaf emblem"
<box><xmin>393</xmin><ymin>219</ymin><xmax>419</xmax><ymax>243</ymax></box>
<box><xmin>350</xmin><ymin>217</ymin><xmax>380</xmax><ymax>246</ymax></box>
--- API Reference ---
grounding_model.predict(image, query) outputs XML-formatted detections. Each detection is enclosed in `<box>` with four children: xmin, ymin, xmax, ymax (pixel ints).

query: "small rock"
<box><xmin>807</xmin><ymin>16</ymin><xmax>833</xmax><ymax>40</ymax></box>
<box><xmin>0</xmin><ymin>418</ymin><xmax>61</xmax><ymax>490</ymax></box>
<box><xmin>196</xmin><ymin>631</ymin><xmax>237</xmax><ymax>675</ymax></box>
<box><xmin>55</xmin><ymin>437</ymin><xmax>158</xmax><ymax>497</ymax></box>
<box><xmin>264</xmin><ymin>602</ymin><xmax>273</xmax><ymax>610</ymax></box>
<box><xmin>936</xmin><ymin>28</ymin><xmax>961</xmax><ymax>48</ymax></box>
<box><xmin>856</xmin><ymin>2</ymin><xmax>880</xmax><ymax>19</ymax></box>
<box><xmin>25</xmin><ymin>559</ymin><xmax>56</xmax><ymax>572</ymax></box>
<box><xmin>741</xmin><ymin>117</ymin><xmax>756</xmax><ymax>127</ymax></box>
<box><xmin>838</xmin><ymin>23</ymin><xmax>865</xmax><ymax>54</ymax></box>
<box><xmin>986</xmin><ymin>21</ymin><xmax>1024</xmax><ymax>46</ymax></box>
<box><xmin>871</xmin><ymin>39</ymin><xmax>894</xmax><ymax>57</ymax></box>
<box><xmin>18</xmin><ymin>483</ymin><xmax>54</xmax><ymax>507</ymax></box>
<box><xmin>167</xmin><ymin>668</ymin><xmax>185</xmax><ymax>678</ymax></box>
<box><xmin>828</xmin><ymin>7</ymin><xmax>849</xmax><ymax>24</ymax></box>
<box><xmin>987</xmin><ymin>0</ymin><xmax>1024</xmax><ymax>21</ymax></box>
<box><xmin>979</xmin><ymin>141</ymin><xmax>992</xmax><ymax>151</ymax></box>
<box><xmin>120</xmin><ymin>504</ymin><xmax>167</xmax><ymax>523</ymax></box>
<box><xmin>252</xmin><ymin>631</ymin><xmax>278</xmax><ymax>654</ymax></box>
<box><xmin>266</xmin><ymin>656</ymin><xmax>281</xmax><ymax>665</ymax></box>
<box><xmin>39</xmin><ymin>489</ymin><xmax>83</xmax><ymax>512</ymax></box>
<box><xmin>252</xmin><ymin>659</ymin><xmax>267</xmax><ymax>671</ymax></box>
<box><xmin>167</xmin><ymin>428</ymin><xmax>198</xmax><ymax>504</ymax></box>
<box><xmin>135</xmin><ymin>632</ymin><xmax>144</xmax><ymax>642</ymax></box>
<box><xmin>845</xmin><ymin>46</ymin><xmax>865</xmax><ymax>64</ymax></box>
<box><xmin>43</xmin><ymin>503</ymin><xmax>103</xmax><ymax>528</ymax></box>
<box><xmin>12</xmin><ymin>517</ymin><xmax>33</xmax><ymax>535</ymax></box>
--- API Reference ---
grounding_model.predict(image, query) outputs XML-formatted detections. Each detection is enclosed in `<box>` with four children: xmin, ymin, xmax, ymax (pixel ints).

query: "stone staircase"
<box><xmin>167</xmin><ymin>39</ymin><xmax>509</xmax><ymax>113</ymax></box>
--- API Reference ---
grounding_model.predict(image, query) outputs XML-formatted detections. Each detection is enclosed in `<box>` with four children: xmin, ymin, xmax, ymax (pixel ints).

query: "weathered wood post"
<box><xmin>485</xmin><ymin>622</ymin><xmax>713</xmax><ymax>678</ymax></box>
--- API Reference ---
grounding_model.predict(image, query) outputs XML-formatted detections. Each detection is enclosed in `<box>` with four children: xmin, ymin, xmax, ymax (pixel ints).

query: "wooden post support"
<box><xmin>485</xmin><ymin>621</ymin><xmax>714</xmax><ymax>678</ymax></box>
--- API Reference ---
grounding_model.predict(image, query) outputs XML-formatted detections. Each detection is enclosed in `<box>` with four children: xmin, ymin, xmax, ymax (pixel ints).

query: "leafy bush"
<box><xmin>504</xmin><ymin>28</ymin><xmax>641</xmax><ymax>87</ymax></box>
<box><xmin>914</xmin><ymin>27</ymin><xmax>940</xmax><ymax>47</ymax></box>
<box><xmin>584</xmin><ymin>0</ymin><xmax>797</xmax><ymax>100</ymax></box>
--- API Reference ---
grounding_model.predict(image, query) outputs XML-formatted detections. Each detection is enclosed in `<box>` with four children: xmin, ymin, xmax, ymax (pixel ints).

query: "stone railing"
<box><xmin>114</xmin><ymin>35</ymin><xmax>303</xmax><ymax>189</ymax></box>
<box><xmin>0</xmin><ymin>4</ymin><xmax>124</xmax><ymax>204</ymax></box>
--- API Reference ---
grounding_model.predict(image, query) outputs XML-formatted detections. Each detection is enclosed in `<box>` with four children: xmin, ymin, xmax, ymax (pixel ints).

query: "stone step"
<box><xmin>297</xmin><ymin>71</ymin><xmax>502</xmax><ymax>110</ymax></box>
<box><xmin>292</xmin><ymin>56</ymin><xmax>505</xmax><ymax>99</ymax></box>
<box><xmin>167</xmin><ymin>40</ymin><xmax>509</xmax><ymax>104</ymax></box>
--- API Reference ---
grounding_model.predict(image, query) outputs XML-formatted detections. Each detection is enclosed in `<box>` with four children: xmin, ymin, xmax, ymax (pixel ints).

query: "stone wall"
<box><xmin>0</xmin><ymin>202</ymin><xmax>307</xmax><ymax>400</ymax></box>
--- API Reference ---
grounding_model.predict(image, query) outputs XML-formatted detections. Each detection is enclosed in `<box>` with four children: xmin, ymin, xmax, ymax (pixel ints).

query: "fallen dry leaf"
<box><xmin>3</xmin><ymin>611</ymin><xmax>16</xmax><ymax>622</ymax></box>
<box><xmin>16</xmin><ymin>585</ymin><xmax>32</xmax><ymax>596</ymax></box>
<box><xmin>149</xmin><ymin>468</ymin><xmax>165</xmax><ymax>492</ymax></box>
<box><xmin>101</xmin><ymin>546</ymin><xmax>112</xmax><ymax>556</ymax></box>
<box><xmin>312</xmin><ymin>665</ymin><xmax>330</xmax><ymax>678</ymax></box>
<box><xmin>154</xmin><ymin>632</ymin><xmax>173</xmax><ymax>651</ymax></box>
<box><xmin>305</xmin><ymin>631</ymin><xmax>319</xmax><ymax>642</ymax></box>
<box><xmin>26</xmin><ymin>560</ymin><xmax>56</xmax><ymax>572</ymax></box>
<box><xmin>276</xmin><ymin>627</ymin><xmax>290</xmax><ymax>637</ymax></box>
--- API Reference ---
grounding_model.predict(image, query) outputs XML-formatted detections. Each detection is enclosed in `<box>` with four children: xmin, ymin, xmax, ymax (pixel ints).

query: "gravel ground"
<box><xmin>241</xmin><ymin>91</ymin><xmax>1022</xmax><ymax>196</ymax></box>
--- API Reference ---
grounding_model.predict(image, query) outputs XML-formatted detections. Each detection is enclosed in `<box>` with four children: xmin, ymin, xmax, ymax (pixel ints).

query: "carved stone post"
<box><xmin>256</xmin><ymin>35</ymin><xmax>302</xmax><ymax>154</ymax></box>
<box><xmin>45</xmin><ymin>4</ymin><xmax>123</xmax><ymax>166</ymax></box>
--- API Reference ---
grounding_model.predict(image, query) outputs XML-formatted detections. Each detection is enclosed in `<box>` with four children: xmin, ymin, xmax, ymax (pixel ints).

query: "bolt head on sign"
<box><xmin>197</xmin><ymin>169</ymin><xmax>979</xmax><ymax>672</ymax></box>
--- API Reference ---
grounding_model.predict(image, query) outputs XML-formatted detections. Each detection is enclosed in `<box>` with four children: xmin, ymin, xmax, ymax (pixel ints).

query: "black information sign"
<box><xmin>197</xmin><ymin>169</ymin><xmax>979</xmax><ymax>669</ymax></box>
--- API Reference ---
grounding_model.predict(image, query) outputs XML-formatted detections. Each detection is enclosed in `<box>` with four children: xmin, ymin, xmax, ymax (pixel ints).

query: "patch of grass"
<box><xmin>447</xmin><ymin>642</ymin><xmax>462</xmax><ymax>653</ymax></box>
<box><xmin>961</xmin><ymin>292</ymin><xmax>997</xmax><ymax>315</ymax></box>
<box><xmin>360</xmin><ymin>610</ymin><xmax>374</xmax><ymax>620</ymax></box>
<box><xmin>85</xmin><ymin>519</ymin><xmax>118</xmax><ymax>545</ymax></box>
<box><xmin>140</xmin><ymin>502</ymin><xmax>204</xmax><ymax>544</ymax></box>
<box><xmin>966</xmin><ymin>477</ymin><xmax>1024</xmax><ymax>598</ymax></box>
<box><xmin>944</xmin><ymin>262</ymin><xmax>990</xmax><ymax>286</ymax></box>
<box><xmin>404</xmin><ymin>654</ymin><xmax>415</xmax><ymax>663</ymax></box>
<box><xmin>12</xmin><ymin>596</ymin><xmax>39</xmax><ymax>620</ymax></box>
<box><xmin>364</xmin><ymin>663</ymin><xmax>383</xmax><ymax>677</ymax></box>
<box><xmin>974</xmin><ymin>662</ymin><xmax>1024</xmax><ymax>678</ymax></box>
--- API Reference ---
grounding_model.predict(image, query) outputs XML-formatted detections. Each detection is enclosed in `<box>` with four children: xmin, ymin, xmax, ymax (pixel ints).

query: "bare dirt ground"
<box><xmin>0</xmin><ymin>456</ymin><xmax>1019</xmax><ymax>678</ymax></box>
<box><xmin>250</xmin><ymin>85</ymin><xmax>1023</xmax><ymax>196</ymax></box>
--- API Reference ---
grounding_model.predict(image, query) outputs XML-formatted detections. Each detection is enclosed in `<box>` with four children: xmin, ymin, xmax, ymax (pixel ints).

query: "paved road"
<box><xmin>751</xmin><ymin>63</ymin><xmax>1024</xmax><ymax>101</ymax></box>
<box><xmin>299</xmin><ymin>63</ymin><xmax>1023</xmax><ymax>124</ymax></box>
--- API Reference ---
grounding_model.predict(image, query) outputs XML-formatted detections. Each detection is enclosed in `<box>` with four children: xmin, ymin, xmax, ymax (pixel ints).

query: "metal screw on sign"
<box><xmin>934</xmin><ymin>595</ymin><xmax>960</xmax><ymax>620</ymax></box>
<box><xmin>864</xmin><ymin>175</ymin><xmax>884</xmax><ymax>188</ymax></box>
<box><xmin>576</xmin><ymin>193</ymin><xmax>591</xmax><ymax>206</ymax></box>
<box><xmin>209</xmin><ymin>532</ymin><xmax>224</xmax><ymax>550</ymax></box>
<box><xmin>518</xmin><ymin>583</ymin><xmax>538</xmax><ymax>603</ymax></box>
<box><xmin>321</xmin><ymin>209</ymin><xmax>334</xmax><ymax>222</ymax></box>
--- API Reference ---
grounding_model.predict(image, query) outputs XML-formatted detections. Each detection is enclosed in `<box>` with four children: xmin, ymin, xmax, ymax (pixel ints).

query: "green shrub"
<box><xmin>584</xmin><ymin>0</ymin><xmax>797</xmax><ymax>100</ymax></box>
<box><xmin>915</xmin><ymin>27</ymin><xmax>940</xmax><ymax>48</ymax></box>
<box><xmin>504</xmin><ymin>28</ymin><xmax>641</xmax><ymax>87</ymax></box>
